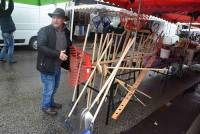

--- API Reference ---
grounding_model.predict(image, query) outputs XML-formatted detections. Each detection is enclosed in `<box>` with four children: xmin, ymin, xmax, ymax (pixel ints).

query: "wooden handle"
<box><xmin>112</xmin><ymin>56</ymin><xmax>155</xmax><ymax>120</ymax></box>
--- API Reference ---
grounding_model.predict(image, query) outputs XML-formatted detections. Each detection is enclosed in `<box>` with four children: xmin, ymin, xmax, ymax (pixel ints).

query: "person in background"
<box><xmin>0</xmin><ymin>0</ymin><xmax>17</xmax><ymax>64</ymax></box>
<box><xmin>37</xmin><ymin>8</ymin><xmax>71</xmax><ymax>115</ymax></box>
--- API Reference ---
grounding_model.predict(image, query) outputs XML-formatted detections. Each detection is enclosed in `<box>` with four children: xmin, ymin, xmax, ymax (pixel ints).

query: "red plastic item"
<box><xmin>69</xmin><ymin>45</ymin><xmax>92</xmax><ymax>87</ymax></box>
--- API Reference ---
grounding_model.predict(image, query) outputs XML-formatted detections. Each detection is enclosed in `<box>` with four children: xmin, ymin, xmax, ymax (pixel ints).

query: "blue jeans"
<box><xmin>0</xmin><ymin>33</ymin><xmax>15</xmax><ymax>62</ymax></box>
<box><xmin>41</xmin><ymin>67</ymin><xmax>61</xmax><ymax>109</ymax></box>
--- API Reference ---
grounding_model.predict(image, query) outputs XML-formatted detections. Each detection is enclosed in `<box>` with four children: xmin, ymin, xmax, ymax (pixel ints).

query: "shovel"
<box><xmin>81</xmin><ymin>129</ymin><xmax>92</xmax><ymax>134</ymax></box>
<box><xmin>80</xmin><ymin>108</ymin><xmax>94</xmax><ymax>134</ymax></box>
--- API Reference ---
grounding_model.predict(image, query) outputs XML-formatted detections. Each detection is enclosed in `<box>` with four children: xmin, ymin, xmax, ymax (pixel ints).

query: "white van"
<box><xmin>0</xmin><ymin>2</ymin><xmax>68</xmax><ymax>50</ymax></box>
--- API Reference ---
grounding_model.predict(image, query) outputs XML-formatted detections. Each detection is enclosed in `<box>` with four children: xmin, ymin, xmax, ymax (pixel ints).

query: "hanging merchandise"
<box><xmin>73</xmin><ymin>12</ymin><xmax>90</xmax><ymax>37</ymax></box>
<box><xmin>101</xmin><ymin>16</ymin><xmax>111</xmax><ymax>33</ymax></box>
<box><xmin>92</xmin><ymin>15</ymin><xmax>102</xmax><ymax>32</ymax></box>
<box><xmin>102</xmin><ymin>16</ymin><xmax>111</xmax><ymax>28</ymax></box>
<box><xmin>74</xmin><ymin>25</ymin><xmax>85</xmax><ymax>36</ymax></box>
<box><xmin>79</xmin><ymin>25</ymin><xmax>85</xmax><ymax>36</ymax></box>
<box><xmin>119</xmin><ymin>12</ymin><xmax>149</xmax><ymax>31</ymax></box>
<box><xmin>90</xmin><ymin>14</ymin><xmax>111</xmax><ymax>33</ymax></box>
<box><xmin>74</xmin><ymin>25</ymin><xmax>80</xmax><ymax>36</ymax></box>
<box><xmin>110</xmin><ymin>16</ymin><xmax>120</xmax><ymax>28</ymax></box>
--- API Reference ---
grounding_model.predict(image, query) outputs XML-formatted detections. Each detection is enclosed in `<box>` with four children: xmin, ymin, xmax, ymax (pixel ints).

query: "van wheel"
<box><xmin>29</xmin><ymin>37</ymin><xmax>38</xmax><ymax>51</ymax></box>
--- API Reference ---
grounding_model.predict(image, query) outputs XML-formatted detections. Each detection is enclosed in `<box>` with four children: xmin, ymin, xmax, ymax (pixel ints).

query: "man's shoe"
<box><xmin>9</xmin><ymin>60</ymin><xmax>17</xmax><ymax>64</ymax></box>
<box><xmin>42</xmin><ymin>108</ymin><xmax>57</xmax><ymax>115</ymax></box>
<box><xmin>52</xmin><ymin>103</ymin><xmax>62</xmax><ymax>109</ymax></box>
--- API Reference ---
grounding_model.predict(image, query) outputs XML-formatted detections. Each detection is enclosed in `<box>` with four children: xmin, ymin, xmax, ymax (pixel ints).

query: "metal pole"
<box><xmin>70</xmin><ymin>1</ymin><xmax>75</xmax><ymax>41</ymax></box>
<box><xmin>185</xmin><ymin>17</ymin><xmax>193</xmax><ymax>50</ymax></box>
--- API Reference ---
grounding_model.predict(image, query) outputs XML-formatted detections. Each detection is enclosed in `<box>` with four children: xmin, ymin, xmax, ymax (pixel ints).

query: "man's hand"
<box><xmin>59</xmin><ymin>50</ymin><xmax>68</xmax><ymax>61</ymax></box>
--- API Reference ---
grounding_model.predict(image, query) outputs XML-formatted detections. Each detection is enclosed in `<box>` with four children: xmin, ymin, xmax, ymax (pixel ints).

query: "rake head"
<box><xmin>69</xmin><ymin>45</ymin><xmax>92</xmax><ymax>87</ymax></box>
<box><xmin>64</xmin><ymin>118</ymin><xmax>77</xmax><ymax>134</ymax></box>
<box><xmin>80</xmin><ymin>108</ymin><xmax>94</xmax><ymax>131</ymax></box>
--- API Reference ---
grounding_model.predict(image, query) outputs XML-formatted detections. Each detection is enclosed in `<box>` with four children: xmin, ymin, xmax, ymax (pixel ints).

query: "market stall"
<box><xmin>103</xmin><ymin>0</ymin><xmax>200</xmax><ymax>71</ymax></box>
<box><xmin>45</xmin><ymin>1</ymin><xmax>200</xmax><ymax>134</ymax></box>
<box><xmin>63</xmin><ymin>3</ymin><xmax>176</xmax><ymax>134</ymax></box>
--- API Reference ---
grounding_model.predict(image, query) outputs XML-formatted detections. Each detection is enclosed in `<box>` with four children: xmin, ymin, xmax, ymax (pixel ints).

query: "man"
<box><xmin>0</xmin><ymin>0</ymin><xmax>16</xmax><ymax>64</ymax></box>
<box><xmin>37</xmin><ymin>8</ymin><xmax>71</xmax><ymax>115</ymax></box>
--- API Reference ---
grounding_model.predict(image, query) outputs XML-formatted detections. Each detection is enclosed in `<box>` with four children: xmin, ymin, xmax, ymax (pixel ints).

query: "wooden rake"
<box><xmin>112</xmin><ymin>56</ymin><xmax>156</xmax><ymax>120</ymax></box>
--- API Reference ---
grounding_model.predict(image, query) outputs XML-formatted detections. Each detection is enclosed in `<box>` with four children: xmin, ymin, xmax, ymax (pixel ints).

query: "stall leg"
<box><xmin>105</xmin><ymin>82</ymin><xmax>115</xmax><ymax>125</ymax></box>
<box><xmin>73</xmin><ymin>85</ymin><xmax>80</xmax><ymax>115</ymax></box>
<box><xmin>76</xmin><ymin>85</ymin><xmax>80</xmax><ymax>99</ymax></box>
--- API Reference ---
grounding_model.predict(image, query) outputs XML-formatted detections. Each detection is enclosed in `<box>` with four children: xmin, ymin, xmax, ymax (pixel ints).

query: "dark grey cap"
<box><xmin>48</xmin><ymin>8</ymin><xmax>69</xmax><ymax>21</ymax></box>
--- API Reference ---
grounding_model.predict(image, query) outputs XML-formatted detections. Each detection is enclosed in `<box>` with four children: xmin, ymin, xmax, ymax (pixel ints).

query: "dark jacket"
<box><xmin>37</xmin><ymin>24</ymin><xmax>72</xmax><ymax>74</ymax></box>
<box><xmin>0</xmin><ymin>0</ymin><xmax>16</xmax><ymax>33</ymax></box>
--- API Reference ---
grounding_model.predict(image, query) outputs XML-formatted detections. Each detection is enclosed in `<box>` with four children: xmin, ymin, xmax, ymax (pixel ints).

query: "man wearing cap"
<box><xmin>37</xmin><ymin>8</ymin><xmax>71</xmax><ymax>115</ymax></box>
<box><xmin>0</xmin><ymin>0</ymin><xmax>17</xmax><ymax>64</ymax></box>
